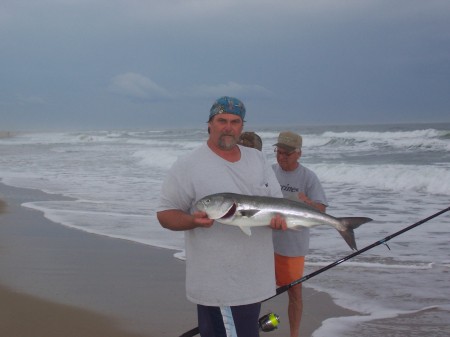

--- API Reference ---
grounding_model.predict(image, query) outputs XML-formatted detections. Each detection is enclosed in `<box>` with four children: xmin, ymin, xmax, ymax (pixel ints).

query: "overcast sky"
<box><xmin>1</xmin><ymin>0</ymin><xmax>449</xmax><ymax>131</ymax></box>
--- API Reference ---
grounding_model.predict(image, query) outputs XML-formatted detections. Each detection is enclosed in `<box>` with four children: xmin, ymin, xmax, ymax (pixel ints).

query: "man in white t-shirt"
<box><xmin>272</xmin><ymin>131</ymin><xmax>328</xmax><ymax>337</ymax></box>
<box><xmin>157</xmin><ymin>96</ymin><xmax>286</xmax><ymax>337</ymax></box>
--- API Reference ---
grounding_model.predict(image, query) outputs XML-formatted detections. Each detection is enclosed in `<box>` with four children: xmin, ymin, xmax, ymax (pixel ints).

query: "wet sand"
<box><xmin>0</xmin><ymin>182</ymin><xmax>358</xmax><ymax>336</ymax></box>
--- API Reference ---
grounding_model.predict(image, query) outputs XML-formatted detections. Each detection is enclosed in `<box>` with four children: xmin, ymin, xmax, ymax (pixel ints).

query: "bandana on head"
<box><xmin>209</xmin><ymin>96</ymin><xmax>246</xmax><ymax>121</ymax></box>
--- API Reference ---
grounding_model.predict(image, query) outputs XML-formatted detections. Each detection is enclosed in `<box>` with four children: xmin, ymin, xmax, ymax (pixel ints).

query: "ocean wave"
<box><xmin>313</xmin><ymin>163</ymin><xmax>450</xmax><ymax>196</ymax></box>
<box><xmin>313</xmin><ymin>304</ymin><xmax>448</xmax><ymax>337</ymax></box>
<box><xmin>318</xmin><ymin>128</ymin><xmax>450</xmax><ymax>152</ymax></box>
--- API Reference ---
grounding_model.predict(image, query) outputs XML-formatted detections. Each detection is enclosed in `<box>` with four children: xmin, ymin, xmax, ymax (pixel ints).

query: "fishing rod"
<box><xmin>268</xmin><ymin>205</ymin><xmax>450</xmax><ymax>299</ymax></box>
<box><xmin>180</xmin><ymin>206</ymin><xmax>450</xmax><ymax>337</ymax></box>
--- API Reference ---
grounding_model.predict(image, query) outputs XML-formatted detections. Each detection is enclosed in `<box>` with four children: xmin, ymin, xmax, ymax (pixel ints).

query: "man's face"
<box><xmin>208</xmin><ymin>114</ymin><xmax>244</xmax><ymax>150</ymax></box>
<box><xmin>275</xmin><ymin>147</ymin><xmax>300</xmax><ymax>171</ymax></box>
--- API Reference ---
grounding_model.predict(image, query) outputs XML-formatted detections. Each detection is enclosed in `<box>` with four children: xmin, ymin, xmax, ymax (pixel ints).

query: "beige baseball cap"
<box><xmin>273</xmin><ymin>131</ymin><xmax>302</xmax><ymax>151</ymax></box>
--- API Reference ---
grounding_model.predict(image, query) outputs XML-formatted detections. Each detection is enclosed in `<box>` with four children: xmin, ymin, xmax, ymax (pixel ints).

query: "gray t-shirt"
<box><xmin>158</xmin><ymin>144</ymin><xmax>283</xmax><ymax>306</ymax></box>
<box><xmin>272</xmin><ymin>163</ymin><xmax>328</xmax><ymax>257</ymax></box>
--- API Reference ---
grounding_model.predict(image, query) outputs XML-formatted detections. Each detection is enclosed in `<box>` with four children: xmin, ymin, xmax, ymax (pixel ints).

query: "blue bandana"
<box><xmin>209</xmin><ymin>96</ymin><xmax>246</xmax><ymax>121</ymax></box>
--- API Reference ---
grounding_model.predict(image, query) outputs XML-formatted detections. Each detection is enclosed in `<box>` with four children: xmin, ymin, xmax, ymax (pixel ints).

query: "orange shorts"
<box><xmin>275</xmin><ymin>253</ymin><xmax>305</xmax><ymax>286</ymax></box>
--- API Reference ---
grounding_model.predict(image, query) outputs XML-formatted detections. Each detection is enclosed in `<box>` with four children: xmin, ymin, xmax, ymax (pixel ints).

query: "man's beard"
<box><xmin>218</xmin><ymin>134</ymin><xmax>237</xmax><ymax>150</ymax></box>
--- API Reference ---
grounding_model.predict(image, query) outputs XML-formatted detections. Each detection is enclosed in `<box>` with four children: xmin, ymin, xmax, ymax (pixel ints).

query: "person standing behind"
<box><xmin>272</xmin><ymin>131</ymin><xmax>328</xmax><ymax>337</ymax></box>
<box><xmin>157</xmin><ymin>97</ymin><xmax>286</xmax><ymax>337</ymax></box>
<box><xmin>238</xmin><ymin>131</ymin><xmax>263</xmax><ymax>151</ymax></box>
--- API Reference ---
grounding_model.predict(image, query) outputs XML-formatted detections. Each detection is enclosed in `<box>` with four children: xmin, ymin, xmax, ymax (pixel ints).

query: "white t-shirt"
<box><xmin>272</xmin><ymin>163</ymin><xmax>328</xmax><ymax>257</ymax></box>
<box><xmin>158</xmin><ymin>144</ymin><xmax>283</xmax><ymax>306</ymax></box>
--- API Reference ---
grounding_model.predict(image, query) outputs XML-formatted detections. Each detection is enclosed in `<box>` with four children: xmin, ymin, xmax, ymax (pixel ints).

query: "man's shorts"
<box><xmin>274</xmin><ymin>253</ymin><xmax>305</xmax><ymax>286</ymax></box>
<box><xmin>197</xmin><ymin>303</ymin><xmax>261</xmax><ymax>337</ymax></box>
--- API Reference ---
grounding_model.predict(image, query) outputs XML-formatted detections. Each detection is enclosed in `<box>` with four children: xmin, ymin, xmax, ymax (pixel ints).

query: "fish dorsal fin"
<box><xmin>239</xmin><ymin>226</ymin><xmax>252</xmax><ymax>236</ymax></box>
<box><xmin>239</xmin><ymin>209</ymin><xmax>260</xmax><ymax>218</ymax></box>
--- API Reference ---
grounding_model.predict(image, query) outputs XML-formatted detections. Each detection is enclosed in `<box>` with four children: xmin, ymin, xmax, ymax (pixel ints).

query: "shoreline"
<box><xmin>0</xmin><ymin>182</ymin><xmax>359</xmax><ymax>336</ymax></box>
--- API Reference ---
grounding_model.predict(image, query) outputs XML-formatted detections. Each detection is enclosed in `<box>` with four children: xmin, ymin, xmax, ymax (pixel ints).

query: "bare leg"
<box><xmin>287</xmin><ymin>284</ymin><xmax>303</xmax><ymax>337</ymax></box>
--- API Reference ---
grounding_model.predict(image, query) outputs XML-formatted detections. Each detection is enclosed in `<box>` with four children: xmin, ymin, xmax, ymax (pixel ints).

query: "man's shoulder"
<box><xmin>240</xmin><ymin>145</ymin><xmax>264</xmax><ymax>156</ymax></box>
<box><xmin>240</xmin><ymin>145</ymin><xmax>268</xmax><ymax>164</ymax></box>
<box><xmin>297</xmin><ymin>164</ymin><xmax>317</xmax><ymax>176</ymax></box>
<box><xmin>168</xmin><ymin>145</ymin><xmax>207</xmax><ymax>173</ymax></box>
<box><xmin>179</xmin><ymin>144</ymin><xmax>207</xmax><ymax>159</ymax></box>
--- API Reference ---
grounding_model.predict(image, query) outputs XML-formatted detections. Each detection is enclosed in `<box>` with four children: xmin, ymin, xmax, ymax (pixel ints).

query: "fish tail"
<box><xmin>336</xmin><ymin>217</ymin><xmax>373</xmax><ymax>250</ymax></box>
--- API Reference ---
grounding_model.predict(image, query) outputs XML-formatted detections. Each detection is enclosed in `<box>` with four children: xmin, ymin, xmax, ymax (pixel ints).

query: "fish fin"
<box><xmin>239</xmin><ymin>226</ymin><xmax>252</xmax><ymax>236</ymax></box>
<box><xmin>337</xmin><ymin>228</ymin><xmax>358</xmax><ymax>251</ymax></box>
<box><xmin>337</xmin><ymin>217</ymin><xmax>373</xmax><ymax>250</ymax></box>
<box><xmin>239</xmin><ymin>209</ymin><xmax>260</xmax><ymax>218</ymax></box>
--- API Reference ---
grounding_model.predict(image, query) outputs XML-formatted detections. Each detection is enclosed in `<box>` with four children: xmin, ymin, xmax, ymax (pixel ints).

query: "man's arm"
<box><xmin>157</xmin><ymin>209</ymin><xmax>214</xmax><ymax>231</ymax></box>
<box><xmin>298</xmin><ymin>193</ymin><xmax>327</xmax><ymax>213</ymax></box>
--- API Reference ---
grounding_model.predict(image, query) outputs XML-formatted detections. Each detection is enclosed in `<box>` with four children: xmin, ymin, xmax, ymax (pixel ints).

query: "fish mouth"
<box><xmin>220</xmin><ymin>203</ymin><xmax>237</xmax><ymax>219</ymax></box>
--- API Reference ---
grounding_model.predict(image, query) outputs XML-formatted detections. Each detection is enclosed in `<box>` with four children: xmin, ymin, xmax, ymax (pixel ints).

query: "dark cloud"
<box><xmin>1</xmin><ymin>0</ymin><xmax>449</xmax><ymax>130</ymax></box>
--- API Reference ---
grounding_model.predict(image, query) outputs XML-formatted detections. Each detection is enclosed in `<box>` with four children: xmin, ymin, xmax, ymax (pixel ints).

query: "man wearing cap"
<box><xmin>238</xmin><ymin>131</ymin><xmax>263</xmax><ymax>151</ymax></box>
<box><xmin>272</xmin><ymin>131</ymin><xmax>328</xmax><ymax>337</ymax></box>
<box><xmin>157</xmin><ymin>96</ymin><xmax>286</xmax><ymax>337</ymax></box>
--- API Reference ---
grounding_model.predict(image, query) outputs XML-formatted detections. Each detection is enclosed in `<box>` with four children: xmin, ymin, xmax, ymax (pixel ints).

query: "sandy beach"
<box><xmin>0</xmin><ymin>182</ymin><xmax>358</xmax><ymax>336</ymax></box>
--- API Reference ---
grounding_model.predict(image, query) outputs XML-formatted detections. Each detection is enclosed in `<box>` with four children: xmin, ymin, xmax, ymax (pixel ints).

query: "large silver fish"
<box><xmin>195</xmin><ymin>192</ymin><xmax>373</xmax><ymax>250</ymax></box>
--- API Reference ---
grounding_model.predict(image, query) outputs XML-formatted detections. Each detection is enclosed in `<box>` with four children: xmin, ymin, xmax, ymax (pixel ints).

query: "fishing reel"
<box><xmin>259</xmin><ymin>312</ymin><xmax>280</xmax><ymax>332</ymax></box>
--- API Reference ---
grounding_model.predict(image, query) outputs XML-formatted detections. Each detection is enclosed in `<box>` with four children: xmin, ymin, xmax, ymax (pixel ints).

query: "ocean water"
<box><xmin>1</xmin><ymin>123</ymin><xmax>449</xmax><ymax>336</ymax></box>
